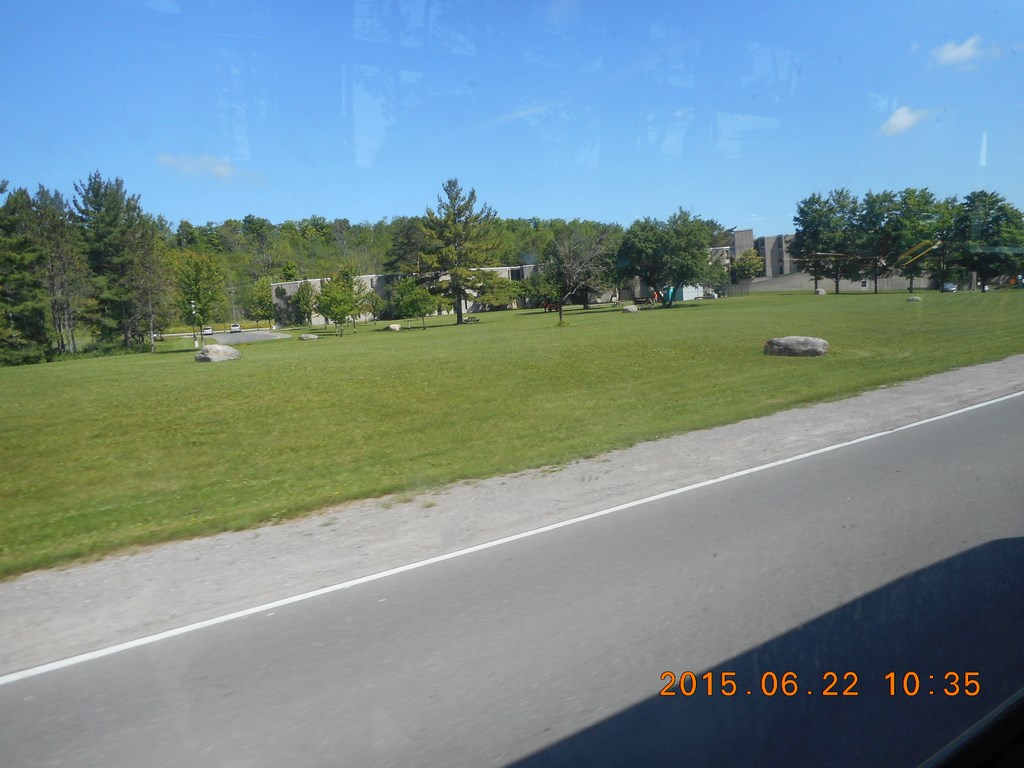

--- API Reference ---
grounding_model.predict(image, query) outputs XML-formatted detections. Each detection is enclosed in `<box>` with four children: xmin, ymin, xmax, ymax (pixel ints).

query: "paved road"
<box><xmin>209</xmin><ymin>329</ymin><xmax>288</xmax><ymax>344</ymax></box>
<box><xmin>1</xmin><ymin>395</ymin><xmax>1022</xmax><ymax>767</ymax></box>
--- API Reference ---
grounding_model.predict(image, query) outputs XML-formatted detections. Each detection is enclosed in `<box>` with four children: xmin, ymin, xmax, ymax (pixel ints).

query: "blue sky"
<box><xmin>2</xmin><ymin>0</ymin><xmax>1021</xmax><ymax>236</ymax></box>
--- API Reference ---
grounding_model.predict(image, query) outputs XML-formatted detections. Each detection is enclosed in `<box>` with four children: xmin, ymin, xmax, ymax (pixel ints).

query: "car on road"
<box><xmin>202</xmin><ymin>326</ymin><xmax>213</xmax><ymax>335</ymax></box>
<box><xmin>230</xmin><ymin>323</ymin><xmax>241</xmax><ymax>333</ymax></box>
<box><xmin>941</xmin><ymin>283</ymin><xmax>958</xmax><ymax>292</ymax></box>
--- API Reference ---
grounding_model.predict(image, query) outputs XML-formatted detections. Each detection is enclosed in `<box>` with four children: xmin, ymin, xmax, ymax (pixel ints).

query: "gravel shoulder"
<box><xmin>4</xmin><ymin>355</ymin><xmax>1024</xmax><ymax>675</ymax></box>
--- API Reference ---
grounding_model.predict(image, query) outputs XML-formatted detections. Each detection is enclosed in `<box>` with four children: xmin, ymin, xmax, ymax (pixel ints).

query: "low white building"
<box><xmin>271</xmin><ymin>265</ymin><xmax>536</xmax><ymax>327</ymax></box>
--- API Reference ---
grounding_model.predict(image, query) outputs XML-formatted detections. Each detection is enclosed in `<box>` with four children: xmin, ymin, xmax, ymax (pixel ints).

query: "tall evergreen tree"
<box><xmin>132</xmin><ymin>217</ymin><xmax>175</xmax><ymax>352</ymax></box>
<box><xmin>0</xmin><ymin>183</ymin><xmax>51</xmax><ymax>364</ymax></box>
<box><xmin>421</xmin><ymin>179</ymin><xmax>497</xmax><ymax>324</ymax></box>
<box><xmin>31</xmin><ymin>186</ymin><xmax>86</xmax><ymax>355</ymax></box>
<box><xmin>73</xmin><ymin>171</ymin><xmax>152</xmax><ymax>348</ymax></box>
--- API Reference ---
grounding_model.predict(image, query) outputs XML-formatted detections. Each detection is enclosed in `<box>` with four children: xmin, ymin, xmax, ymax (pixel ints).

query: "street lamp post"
<box><xmin>190</xmin><ymin>300</ymin><xmax>201</xmax><ymax>349</ymax></box>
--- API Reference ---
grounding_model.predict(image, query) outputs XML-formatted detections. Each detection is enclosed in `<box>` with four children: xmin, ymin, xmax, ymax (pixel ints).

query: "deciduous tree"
<box><xmin>543</xmin><ymin>219</ymin><xmax>619</xmax><ymax>322</ymax></box>
<box><xmin>791</xmin><ymin>189</ymin><xmax>861</xmax><ymax>293</ymax></box>
<box><xmin>316</xmin><ymin>267</ymin><xmax>359</xmax><ymax>334</ymax></box>
<box><xmin>950</xmin><ymin>191</ymin><xmax>1024</xmax><ymax>288</ymax></box>
<box><xmin>291</xmin><ymin>280</ymin><xmax>317</xmax><ymax>326</ymax></box>
<box><xmin>246</xmin><ymin>275</ymin><xmax>276</xmax><ymax>328</ymax></box>
<box><xmin>857</xmin><ymin>190</ymin><xmax>900</xmax><ymax>293</ymax></box>
<box><xmin>175</xmin><ymin>250</ymin><xmax>226</xmax><ymax>341</ymax></box>
<box><xmin>389</xmin><ymin>277</ymin><xmax>438</xmax><ymax>329</ymax></box>
<box><xmin>618</xmin><ymin>210</ymin><xmax>721</xmax><ymax>307</ymax></box>
<box><xmin>732</xmin><ymin>248</ymin><xmax>764</xmax><ymax>280</ymax></box>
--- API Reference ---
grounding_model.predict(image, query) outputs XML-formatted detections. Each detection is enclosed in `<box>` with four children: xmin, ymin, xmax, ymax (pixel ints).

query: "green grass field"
<box><xmin>2</xmin><ymin>291</ymin><xmax>1022</xmax><ymax>579</ymax></box>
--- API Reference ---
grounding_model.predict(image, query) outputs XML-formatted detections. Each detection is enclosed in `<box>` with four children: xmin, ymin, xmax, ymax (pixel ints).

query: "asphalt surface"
<box><xmin>209</xmin><ymin>329</ymin><xmax>288</xmax><ymax>344</ymax></box>
<box><xmin>1</xmin><ymin>392</ymin><xmax>1022</xmax><ymax>767</ymax></box>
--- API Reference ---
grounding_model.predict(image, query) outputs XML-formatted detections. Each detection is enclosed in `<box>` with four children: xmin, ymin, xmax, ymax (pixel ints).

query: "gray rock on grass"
<box><xmin>195</xmin><ymin>344</ymin><xmax>240</xmax><ymax>362</ymax></box>
<box><xmin>764</xmin><ymin>336</ymin><xmax>829</xmax><ymax>357</ymax></box>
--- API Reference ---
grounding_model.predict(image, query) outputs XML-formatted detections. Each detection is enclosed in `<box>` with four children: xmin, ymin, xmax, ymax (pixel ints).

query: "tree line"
<box><xmin>3</xmin><ymin>172</ymin><xmax>1022</xmax><ymax>365</ymax></box>
<box><xmin>790</xmin><ymin>188</ymin><xmax>1024</xmax><ymax>293</ymax></box>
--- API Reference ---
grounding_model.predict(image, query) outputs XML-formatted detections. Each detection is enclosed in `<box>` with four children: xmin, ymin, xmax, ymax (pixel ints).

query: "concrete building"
<box><xmin>730</xmin><ymin>229</ymin><xmax>755</xmax><ymax>263</ymax></box>
<box><xmin>755</xmin><ymin>234</ymin><xmax>797</xmax><ymax>277</ymax></box>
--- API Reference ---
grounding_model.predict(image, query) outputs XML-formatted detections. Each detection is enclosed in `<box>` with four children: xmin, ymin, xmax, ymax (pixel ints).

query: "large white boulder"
<box><xmin>195</xmin><ymin>344</ymin><xmax>240</xmax><ymax>362</ymax></box>
<box><xmin>764</xmin><ymin>336</ymin><xmax>829</xmax><ymax>357</ymax></box>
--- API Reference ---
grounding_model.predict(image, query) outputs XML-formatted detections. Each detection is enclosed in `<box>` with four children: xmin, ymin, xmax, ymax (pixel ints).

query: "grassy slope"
<box><xmin>2</xmin><ymin>291</ymin><xmax>1022</xmax><ymax>578</ymax></box>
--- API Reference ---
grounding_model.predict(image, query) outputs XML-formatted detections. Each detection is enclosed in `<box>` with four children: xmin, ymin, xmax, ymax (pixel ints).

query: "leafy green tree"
<box><xmin>523</xmin><ymin>266</ymin><xmax>562</xmax><ymax>306</ymax></box>
<box><xmin>291</xmin><ymin>280</ymin><xmax>317</xmax><ymax>326</ymax></box>
<box><xmin>358</xmin><ymin>286</ymin><xmax>385</xmax><ymax>322</ymax></box>
<box><xmin>389</xmin><ymin>277</ymin><xmax>438</xmax><ymax>329</ymax></box>
<box><xmin>175</xmin><ymin>250</ymin><xmax>226</xmax><ymax>341</ymax></box>
<box><xmin>0</xmin><ymin>183</ymin><xmax>51</xmax><ymax>365</ymax></box>
<box><xmin>950</xmin><ymin>191</ymin><xmax>1024</xmax><ymax>288</ymax></box>
<box><xmin>543</xmin><ymin>220</ymin><xmax>619</xmax><ymax>322</ymax></box>
<box><xmin>246</xmin><ymin>275</ymin><xmax>276</xmax><ymax>328</ymax></box>
<box><xmin>176</xmin><ymin>219</ymin><xmax>199</xmax><ymax>249</ymax></box>
<box><xmin>316</xmin><ymin>267</ymin><xmax>359</xmax><ymax>334</ymax></box>
<box><xmin>731</xmin><ymin>248</ymin><xmax>764</xmax><ymax>280</ymax></box>
<box><xmin>856</xmin><ymin>190</ymin><xmax>901</xmax><ymax>293</ymax></box>
<box><xmin>421</xmin><ymin>179</ymin><xmax>497</xmax><ymax>324</ymax></box>
<box><xmin>299</xmin><ymin>215</ymin><xmax>333</xmax><ymax>245</ymax></box>
<box><xmin>280</xmin><ymin>261</ymin><xmax>300</xmax><ymax>280</ymax></box>
<box><xmin>242</xmin><ymin>214</ymin><xmax>276</xmax><ymax>275</ymax></box>
<box><xmin>889</xmin><ymin>188</ymin><xmax>945</xmax><ymax>292</ymax></box>
<box><xmin>617</xmin><ymin>210</ymin><xmax>720</xmax><ymax>307</ymax></box>
<box><xmin>791</xmin><ymin>189</ymin><xmax>861</xmax><ymax>293</ymax></box>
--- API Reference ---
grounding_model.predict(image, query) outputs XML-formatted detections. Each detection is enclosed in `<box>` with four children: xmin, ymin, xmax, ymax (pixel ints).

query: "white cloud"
<box><xmin>932</xmin><ymin>36</ymin><xmax>983</xmax><ymax>67</ymax></box>
<box><xmin>880</xmin><ymin>106</ymin><xmax>928</xmax><ymax>136</ymax></box>
<box><xmin>157</xmin><ymin>153</ymin><xmax>238</xmax><ymax>179</ymax></box>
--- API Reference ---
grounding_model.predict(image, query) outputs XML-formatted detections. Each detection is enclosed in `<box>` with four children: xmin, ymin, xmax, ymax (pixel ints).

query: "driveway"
<box><xmin>209</xmin><ymin>330</ymin><xmax>290</xmax><ymax>344</ymax></box>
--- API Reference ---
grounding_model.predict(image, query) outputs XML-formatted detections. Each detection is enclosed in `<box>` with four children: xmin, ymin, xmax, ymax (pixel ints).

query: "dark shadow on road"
<box><xmin>508</xmin><ymin>538</ymin><xmax>1024</xmax><ymax>768</ymax></box>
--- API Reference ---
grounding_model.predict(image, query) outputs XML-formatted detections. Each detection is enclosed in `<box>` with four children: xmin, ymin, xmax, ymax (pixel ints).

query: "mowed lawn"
<box><xmin>2</xmin><ymin>291</ymin><xmax>1022</xmax><ymax>578</ymax></box>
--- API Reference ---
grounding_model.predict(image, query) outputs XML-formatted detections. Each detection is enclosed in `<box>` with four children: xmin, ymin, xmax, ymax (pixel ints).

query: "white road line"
<box><xmin>3</xmin><ymin>389</ymin><xmax>1022</xmax><ymax>687</ymax></box>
